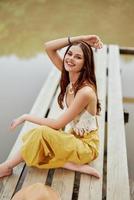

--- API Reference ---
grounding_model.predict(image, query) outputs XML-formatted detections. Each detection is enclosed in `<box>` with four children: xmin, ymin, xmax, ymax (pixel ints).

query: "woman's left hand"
<box><xmin>74</xmin><ymin>128</ymin><xmax>85</xmax><ymax>137</ymax></box>
<box><xmin>82</xmin><ymin>35</ymin><xmax>103</xmax><ymax>49</ymax></box>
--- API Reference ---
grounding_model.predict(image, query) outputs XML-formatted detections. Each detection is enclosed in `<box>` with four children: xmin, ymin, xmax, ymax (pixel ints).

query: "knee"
<box><xmin>35</xmin><ymin>125</ymin><xmax>52</xmax><ymax>138</ymax></box>
<box><xmin>36</xmin><ymin>125</ymin><xmax>48</xmax><ymax>132</ymax></box>
<box><xmin>33</xmin><ymin>125</ymin><xmax>47</xmax><ymax>138</ymax></box>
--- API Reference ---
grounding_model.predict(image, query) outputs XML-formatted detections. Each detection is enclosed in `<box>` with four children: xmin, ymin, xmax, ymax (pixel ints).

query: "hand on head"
<box><xmin>82</xmin><ymin>35</ymin><xmax>103</xmax><ymax>49</ymax></box>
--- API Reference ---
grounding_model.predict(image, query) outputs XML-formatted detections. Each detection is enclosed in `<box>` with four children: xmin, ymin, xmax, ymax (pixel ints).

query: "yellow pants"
<box><xmin>21</xmin><ymin>125</ymin><xmax>99</xmax><ymax>169</ymax></box>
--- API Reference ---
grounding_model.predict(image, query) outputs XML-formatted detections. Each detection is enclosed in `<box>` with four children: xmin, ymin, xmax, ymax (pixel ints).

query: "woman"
<box><xmin>0</xmin><ymin>35</ymin><xmax>103</xmax><ymax>179</ymax></box>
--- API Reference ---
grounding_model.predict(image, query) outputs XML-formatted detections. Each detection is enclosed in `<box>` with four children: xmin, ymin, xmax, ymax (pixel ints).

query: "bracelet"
<box><xmin>68</xmin><ymin>36</ymin><xmax>72</xmax><ymax>45</ymax></box>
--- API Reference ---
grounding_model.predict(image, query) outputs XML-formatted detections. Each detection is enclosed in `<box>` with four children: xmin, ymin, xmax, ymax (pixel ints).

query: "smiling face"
<box><xmin>64</xmin><ymin>45</ymin><xmax>84</xmax><ymax>72</ymax></box>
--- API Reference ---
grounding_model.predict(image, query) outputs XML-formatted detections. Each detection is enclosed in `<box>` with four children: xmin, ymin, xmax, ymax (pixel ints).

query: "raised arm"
<box><xmin>44</xmin><ymin>35</ymin><xmax>103</xmax><ymax>71</ymax></box>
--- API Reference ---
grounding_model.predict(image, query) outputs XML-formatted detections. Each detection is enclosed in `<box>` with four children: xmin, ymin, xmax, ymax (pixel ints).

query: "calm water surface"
<box><xmin>0</xmin><ymin>54</ymin><xmax>52</xmax><ymax>161</ymax></box>
<box><xmin>0</xmin><ymin>0</ymin><xmax>134</xmax><ymax>196</ymax></box>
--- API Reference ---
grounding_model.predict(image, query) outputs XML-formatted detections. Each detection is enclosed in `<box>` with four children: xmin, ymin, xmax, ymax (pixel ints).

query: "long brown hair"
<box><xmin>58</xmin><ymin>41</ymin><xmax>101</xmax><ymax>115</ymax></box>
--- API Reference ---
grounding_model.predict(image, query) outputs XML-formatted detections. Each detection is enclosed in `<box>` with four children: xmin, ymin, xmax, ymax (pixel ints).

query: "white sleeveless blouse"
<box><xmin>64</xmin><ymin>95</ymin><xmax>98</xmax><ymax>133</ymax></box>
<box><xmin>69</xmin><ymin>109</ymin><xmax>98</xmax><ymax>132</ymax></box>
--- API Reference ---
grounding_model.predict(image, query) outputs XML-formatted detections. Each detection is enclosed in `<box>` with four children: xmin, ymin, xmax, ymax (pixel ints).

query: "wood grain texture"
<box><xmin>107</xmin><ymin>45</ymin><xmax>130</xmax><ymax>200</ymax></box>
<box><xmin>78</xmin><ymin>46</ymin><xmax>107</xmax><ymax>200</ymax></box>
<box><xmin>49</xmin><ymin>87</ymin><xmax>75</xmax><ymax>200</ymax></box>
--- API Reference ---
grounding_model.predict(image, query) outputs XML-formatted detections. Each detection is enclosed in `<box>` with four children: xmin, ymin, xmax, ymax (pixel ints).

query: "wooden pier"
<box><xmin>0</xmin><ymin>45</ymin><xmax>130</xmax><ymax>200</ymax></box>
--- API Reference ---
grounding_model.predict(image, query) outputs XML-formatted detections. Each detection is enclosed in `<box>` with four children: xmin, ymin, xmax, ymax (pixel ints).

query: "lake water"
<box><xmin>0</xmin><ymin>0</ymin><xmax>134</xmax><ymax>197</ymax></box>
<box><xmin>0</xmin><ymin>53</ymin><xmax>52</xmax><ymax>162</ymax></box>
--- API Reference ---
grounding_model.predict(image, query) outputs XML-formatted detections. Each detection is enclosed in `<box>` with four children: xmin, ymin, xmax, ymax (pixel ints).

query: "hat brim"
<box><xmin>12</xmin><ymin>183</ymin><xmax>61</xmax><ymax>200</ymax></box>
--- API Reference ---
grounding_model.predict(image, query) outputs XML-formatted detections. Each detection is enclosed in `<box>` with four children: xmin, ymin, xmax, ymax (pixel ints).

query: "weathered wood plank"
<box><xmin>52</xmin><ymin>168</ymin><xmax>75</xmax><ymax>200</ymax></box>
<box><xmin>120</xmin><ymin>46</ymin><xmax>134</xmax><ymax>55</ymax></box>
<box><xmin>0</xmin><ymin>68</ymin><xmax>60</xmax><ymax>200</ymax></box>
<box><xmin>78</xmin><ymin>46</ymin><xmax>107</xmax><ymax>200</ymax></box>
<box><xmin>21</xmin><ymin>71</ymin><xmax>61</xmax><ymax>188</ymax></box>
<box><xmin>107</xmin><ymin>45</ymin><xmax>130</xmax><ymax>200</ymax></box>
<box><xmin>48</xmin><ymin>88</ymin><xmax>75</xmax><ymax>200</ymax></box>
<box><xmin>21</xmin><ymin>84</ymin><xmax>62</xmax><ymax>188</ymax></box>
<box><xmin>22</xmin><ymin>168</ymin><xmax>49</xmax><ymax>188</ymax></box>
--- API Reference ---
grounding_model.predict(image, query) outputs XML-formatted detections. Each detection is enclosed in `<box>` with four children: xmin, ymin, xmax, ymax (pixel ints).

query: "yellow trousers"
<box><xmin>21</xmin><ymin>125</ymin><xmax>99</xmax><ymax>169</ymax></box>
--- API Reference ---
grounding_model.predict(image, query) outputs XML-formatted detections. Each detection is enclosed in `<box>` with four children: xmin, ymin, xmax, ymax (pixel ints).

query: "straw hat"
<box><xmin>12</xmin><ymin>183</ymin><xmax>61</xmax><ymax>200</ymax></box>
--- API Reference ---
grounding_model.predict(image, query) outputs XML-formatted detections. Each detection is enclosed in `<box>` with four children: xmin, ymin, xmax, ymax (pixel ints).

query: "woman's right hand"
<box><xmin>82</xmin><ymin>35</ymin><xmax>103</xmax><ymax>49</ymax></box>
<box><xmin>10</xmin><ymin>114</ymin><xmax>26</xmax><ymax>130</ymax></box>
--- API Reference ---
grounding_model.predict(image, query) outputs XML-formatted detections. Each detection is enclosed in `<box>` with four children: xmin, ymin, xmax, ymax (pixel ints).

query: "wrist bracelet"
<box><xmin>68</xmin><ymin>36</ymin><xmax>72</xmax><ymax>45</ymax></box>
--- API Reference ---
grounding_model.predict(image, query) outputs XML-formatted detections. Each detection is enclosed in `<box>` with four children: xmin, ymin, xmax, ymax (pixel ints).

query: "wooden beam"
<box><xmin>120</xmin><ymin>47</ymin><xmax>134</xmax><ymax>55</ymax></box>
<box><xmin>107</xmin><ymin>45</ymin><xmax>130</xmax><ymax>200</ymax></box>
<box><xmin>78</xmin><ymin>46</ymin><xmax>107</xmax><ymax>200</ymax></box>
<box><xmin>123</xmin><ymin>97</ymin><xmax>134</xmax><ymax>104</ymax></box>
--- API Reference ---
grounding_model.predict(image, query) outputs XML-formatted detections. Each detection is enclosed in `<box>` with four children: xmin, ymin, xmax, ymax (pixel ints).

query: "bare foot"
<box><xmin>63</xmin><ymin>162</ymin><xmax>101</xmax><ymax>179</ymax></box>
<box><xmin>80</xmin><ymin>164</ymin><xmax>101</xmax><ymax>179</ymax></box>
<box><xmin>0</xmin><ymin>163</ymin><xmax>13</xmax><ymax>178</ymax></box>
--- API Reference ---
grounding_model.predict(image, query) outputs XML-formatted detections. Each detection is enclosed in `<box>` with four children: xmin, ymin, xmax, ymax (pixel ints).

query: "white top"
<box><xmin>64</xmin><ymin>95</ymin><xmax>98</xmax><ymax>133</ymax></box>
<box><xmin>69</xmin><ymin>109</ymin><xmax>98</xmax><ymax>132</ymax></box>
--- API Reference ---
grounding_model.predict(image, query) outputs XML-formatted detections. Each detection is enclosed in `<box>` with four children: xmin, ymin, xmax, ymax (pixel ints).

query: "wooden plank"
<box><xmin>0</xmin><ymin>68</ymin><xmax>60</xmax><ymax>200</ymax></box>
<box><xmin>52</xmin><ymin>168</ymin><xmax>75</xmax><ymax>200</ymax></box>
<box><xmin>78</xmin><ymin>46</ymin><xmax>107</xmax><ymax>200</ymax></box>
<box><xmin>21</xmin><ymin>70</ymin><xmax>61</xmax><ymax>188</ymax></box>
<box><xmin>48</xmin><ymin>88</ymin><xmax>75</xmax><ymax>200</ymax></box>
<box><xmin>21</xmin><ymin>86</ymin><xmax>62</xmax><ymax>188</ymax></box>
<box><xmin>120</xmin><ymin>46</ymin><xmax>134</xmax><ymax>55</ymax></box>
<box><xmin>107</xmin><ymin>45</ymin><xmax>130</xmax><ymax>200</ymax></box>
<box><xmin>21</xmin><ymin>168</ymin><xmax>49</xmax><ymax>188</ymax></box>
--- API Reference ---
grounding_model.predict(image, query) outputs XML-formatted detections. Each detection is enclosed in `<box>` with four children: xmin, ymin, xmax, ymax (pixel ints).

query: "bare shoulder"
<box><xmin>76</xmin><ymin>85</ymin><xmax>96</xmax><ymax>101</ymax></box>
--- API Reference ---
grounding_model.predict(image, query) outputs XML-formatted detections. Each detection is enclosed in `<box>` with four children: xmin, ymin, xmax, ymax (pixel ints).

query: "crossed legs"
<box><xmin>0</xmin><ymin>151</ymin><xmax>100</xmax><ymax>179</ymax></box>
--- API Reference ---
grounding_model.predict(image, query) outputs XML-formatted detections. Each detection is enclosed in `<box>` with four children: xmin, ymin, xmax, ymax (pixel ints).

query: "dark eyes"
<box><xmin>67</xmin><ymin>52</ymin><xmax>82</xmax><ymax>59</ymax></box>
<box><xmin>76</xmin><ymin>56</ymin><xmax>81</xmax><ymax>59</ymax></box>
<box><xmin>67</xmin><ymin>52</ymin><xmax>72</xmax><ymax>56</ymax></box>
<box><xmin>76</xmin><ymin>56</ymin><xmax>82</xmax><ymax>59</ymax></box>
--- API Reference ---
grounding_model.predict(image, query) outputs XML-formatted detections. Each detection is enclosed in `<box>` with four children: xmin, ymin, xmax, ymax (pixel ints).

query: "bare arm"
<box><xmin>10</xmin><ymin>87</ymin><xmax>94</xmax><ymax>131</ymax></box>
<box><xmin>44</xmin><ymin>35</ymin><xmax>103</xmax><ymax>71</ymax></box>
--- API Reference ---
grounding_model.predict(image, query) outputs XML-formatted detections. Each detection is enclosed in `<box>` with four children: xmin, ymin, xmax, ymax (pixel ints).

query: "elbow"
<box><xmin>53</xmin><ymin>120</ymin><xmax>65</xmax><ymax>130</ymax></box>
<box><xmin>44</xmin><ymin>41</ymin><xmax>54</xmax><ymax>52</ymax></box>
<box><xmin>53</xmin><ymin>123</ymin><xmax>62</xmax><ymax>130</ymax></box>
<box><xmin>44</xmin><ymin>42</ymin><xmax>50</xmax><ymax>52</ymax></box>
<box><xmin>44</xmin><ymin>41</ymin><xmax>57</xmax><ymax>53</ymax></box>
